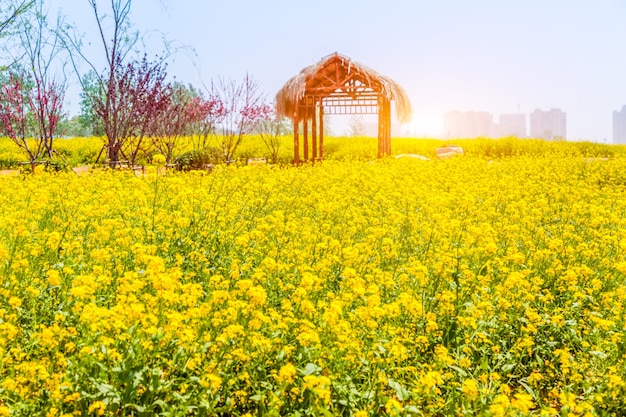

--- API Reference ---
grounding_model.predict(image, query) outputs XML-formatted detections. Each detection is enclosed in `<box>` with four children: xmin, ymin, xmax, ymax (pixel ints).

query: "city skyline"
<box><xmin>438</xmin><ymin>108</ymin><xmax>567</xmax><ymax>140</ymax></box>
<box><xmin>315</xmin><ymin>106</ymin><xmax>626</xmax><ymax>141</ymax></box>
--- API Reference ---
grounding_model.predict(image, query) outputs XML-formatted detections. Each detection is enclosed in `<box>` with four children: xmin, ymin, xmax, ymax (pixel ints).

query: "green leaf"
<box><xmin>501</xmin><ymin>363</ymin><xmax>516</xmax><ymax>372</ymax></box>
<box><xmin>250</xmin><ymin>394</ymin><xmax>264</xmax><ymax>402</ymax></box>
<box><xmin>590</xmin><ymin>350</ymin><xmax>607</xmax><ymax>359</ymax></box>
<box><xmin>448</xmin><ymin>365</ymin><xmax>468</xmax><ymax>378</ymax></box>
<box><xmin>388</xmin><ymin>378</ymin><xmax>410</xmax><ymax>401</ymax></box>
<box><xmin>301</xmin><ymin>363</ymin><xmax>320</xmax><ymax>376</ymax></box>
<box><xmin>96</xmin><ymin>382</ymin><xmax>115</xmax><ymax>395</ymax></box>
<box><xmin>518</xmin><ymin>380</ymin><xmax>536</xmax><ymax>399</ymax></box>
<box><xmin>125</xmin><ymin>404</ymin><xmax>145</xmax><ymax>412</ymax></box>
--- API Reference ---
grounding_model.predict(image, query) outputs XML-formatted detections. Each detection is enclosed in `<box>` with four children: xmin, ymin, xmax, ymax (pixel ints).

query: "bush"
<box><xmin>173</xmin><ymin>147</ymin><xmax>222</xmax><ymax>171</ymax></box>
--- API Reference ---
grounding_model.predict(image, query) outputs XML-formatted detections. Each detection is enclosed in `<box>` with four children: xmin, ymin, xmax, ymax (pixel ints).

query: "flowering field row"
<box><xmin>1</xmin><ymin>154</ymin><xmax>625</xmax><ymax>415</ymax></box>
<box><xmin>0</xmin><ymin>135</ymin><xmax>623</xmax><ymax>169</ymax></box>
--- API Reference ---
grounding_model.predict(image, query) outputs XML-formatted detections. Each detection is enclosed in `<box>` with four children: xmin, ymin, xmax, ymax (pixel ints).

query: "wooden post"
<box><xmin>384</xmin><ymin>100</ymin><xmax>391</xmax><ymax>155</ymax></box>
<box><xmin>384</xmin><ymin>100</ymin><xmax>391</xmax><ymax>156</ymax></box>
<box><xmin>319</xmin><ymin>105</ymin><xmax>324</xmax><ymax>159</ymax></box>
<box><xmin>312</xmin><ymin>101</ymin><xmax>318</xmax><ymax>161</ymax></box>
<box><xmin>293</xmin><ymin>108</ymin><xmax>300</xmax><ymax>164</ymax></box>
<box><xmin>303</xmin><ymin>110</ymin><xmax>309</xmax><ymax>162</ymax></box>
<box><xmin>377</xmin><ymin>97</ymin><xmax>384</xmax><ymax>158</ymax></box>
<box><xmin>377</xmin><ymin>98</ymin><xmax>391</xmax><ymax>157</ymax></box>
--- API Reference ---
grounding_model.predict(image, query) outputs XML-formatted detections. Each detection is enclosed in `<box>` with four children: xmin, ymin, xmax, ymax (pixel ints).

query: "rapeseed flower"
<box><xmin>0</xmin><ymin>147</ymin><xmax>626</xmax><ymax>414</ymax></box>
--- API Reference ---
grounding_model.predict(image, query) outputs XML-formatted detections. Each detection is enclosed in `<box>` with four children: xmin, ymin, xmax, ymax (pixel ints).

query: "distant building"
<box><xmin>444</xmin><ymin>110</ymin><xmax>493</xmax><ymax>138</ymax></box>
<box><xmin>613</xmin><ymin>105</ymin><xmax>626</xmax><ymax>144</ymax></box>
<box><xmin>443</xmin><ymin>111</ymin><xmax>464</xmax><ymax>138</ymax></box>
<box><xmin>530</xmin><ymin>108</ymin><xmax>566</xmax><ymax>140</ymax></box>
<box><xmin>495</xmin><ymin>113</ymin><xmax>526</xmax><ymax>138</ymax></box>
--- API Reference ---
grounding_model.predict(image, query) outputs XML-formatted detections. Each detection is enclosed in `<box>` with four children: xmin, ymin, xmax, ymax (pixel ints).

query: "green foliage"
<box><xmin>173</xmin><ymin>147</ymin><xmax>222</xmax><ymax>171</ymax></box>
<box><xmin>78</xmin><ymin>70</ymin><xmax>105</xmax><ymax>136</ymax></box>
<box><xmin>1</xmin><ymin>135</ymin><xmax>624</xmax><ymax>171</ymax></box>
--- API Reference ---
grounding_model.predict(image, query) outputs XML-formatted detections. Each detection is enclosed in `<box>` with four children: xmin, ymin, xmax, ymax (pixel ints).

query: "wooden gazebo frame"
<box><xmin>276</xmin><ymin>53</ymin><xmax>412</xmax><ymax>163</ymax></box>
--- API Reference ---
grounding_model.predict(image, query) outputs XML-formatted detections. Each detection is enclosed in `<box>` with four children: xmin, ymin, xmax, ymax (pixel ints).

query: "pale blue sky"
<box><xmin>50</xmin><ymin>0</ymin><xmax>626</xmax><ymax>141</ymax></box>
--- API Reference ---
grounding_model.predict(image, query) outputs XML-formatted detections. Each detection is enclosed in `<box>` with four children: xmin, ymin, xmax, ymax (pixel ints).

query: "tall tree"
<box><xmin>0</xmin><ymin>1</ymin><xmax>66</xmax><ymax>168</ymax></box>
<box><xmin>62</xmin><ymin>0</ymin><xmax>143</xmax><ymax>165</ymax></box>
<box><xmin>0</xmin><ymin>1</ymin><xmax>33</xmax><ymax>39</ymax></box>
<box><xmin>61</xmin><ymin>0</ymin><xmax>179</xmax><ymax>166</ymax></box>
<box><xmin>15</xmin><ymin>0</ymin><xmax>67</xmax><ymax>157</ymax></box>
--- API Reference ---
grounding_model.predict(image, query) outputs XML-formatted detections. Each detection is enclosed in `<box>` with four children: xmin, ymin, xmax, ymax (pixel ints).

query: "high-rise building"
<box><xmin>495</xmin><ymin>114</ymin><xmax>526</xmax><ymax>138</ymax></box>
<box><xmin>613</xmin><ymin>105</ymin><xmax>626</xmax><ymax>144</ymax></box>
<box><xmin>530</xmin><ymin>108</ymin><xmax>566</xmax><ymax>140</ymax></box>
<box><xmin>443</xmin><ymin>111</ymin><xmax>464</xmax><ymax>138</ymax></box>
<box><xmin>444</xmin><ymin>111</ymin><xmax>493</xmax><ymax>138</ymax></box>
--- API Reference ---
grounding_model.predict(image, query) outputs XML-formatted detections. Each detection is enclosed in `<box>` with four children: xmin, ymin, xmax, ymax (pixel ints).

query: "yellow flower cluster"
<box><xmin>0</xmin><ymin>151</ymin><xmax>625</xmax><ymax>415</ymax></box>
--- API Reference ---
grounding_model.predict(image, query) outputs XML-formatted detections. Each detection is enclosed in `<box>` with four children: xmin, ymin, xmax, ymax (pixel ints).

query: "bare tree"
<box><xmin>0</xmin><ymin>1</ymin><xmax>65</xmax><ymax>171</ymax></box>
<box><xmin>256</xmin><ymin>108</ymin><xmax>287</xmax><ymax>164</ymax></box>
<box><xmin>15</xmin><ymin>0</ymin><xmax>67</xmax><ymax>157</ymax></box>
<box><xmin>0</xmin><ymin>1</ymin><xmax>33</xmax><ymax>38</ymax></box>
<box><xmin>211</xmin><ymin>74</ymin><xmax>271</xmax><ymax>163</ymax></box>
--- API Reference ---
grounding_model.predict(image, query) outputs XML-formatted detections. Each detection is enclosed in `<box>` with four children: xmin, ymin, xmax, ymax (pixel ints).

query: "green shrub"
<box><xmin>174</xmin><ymin>147</ymin><xmax>222</xmax><ymax>171</ymax></box>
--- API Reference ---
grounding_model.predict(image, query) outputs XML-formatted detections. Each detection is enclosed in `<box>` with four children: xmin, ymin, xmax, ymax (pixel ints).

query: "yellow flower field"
<box><xmin>1</xmin><ymin>147</ymin><xmax>626</xmax><ymax>415</ymax></box>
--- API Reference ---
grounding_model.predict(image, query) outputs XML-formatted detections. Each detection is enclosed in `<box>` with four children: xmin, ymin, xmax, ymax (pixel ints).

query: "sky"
<box><xmin>47</xmin><ymin>0</ymin><xmax>626</xmax><ymax>141</ymax></box>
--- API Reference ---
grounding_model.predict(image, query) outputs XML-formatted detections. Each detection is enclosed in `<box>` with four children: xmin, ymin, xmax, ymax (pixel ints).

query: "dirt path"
<box><xmin>0</xmin><ymin>166</ymin><xmax>93</xmax><ymax>176</ymax></box>
<box><xmin>72</xmin><ymin>165</ymin><xmax>91</xmax><ymax>174</ymax></box>
<box><xmin>0</xmin><ymin>169</ymin><xmax>19</xmax><ymax>176</ymax></box>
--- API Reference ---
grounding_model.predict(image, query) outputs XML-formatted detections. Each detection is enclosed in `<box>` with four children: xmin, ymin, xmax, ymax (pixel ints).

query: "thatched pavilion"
<box><xmin>276</xmin><ymin>52</ymin><xmax>412</xmax><ymax>163</ymax></box>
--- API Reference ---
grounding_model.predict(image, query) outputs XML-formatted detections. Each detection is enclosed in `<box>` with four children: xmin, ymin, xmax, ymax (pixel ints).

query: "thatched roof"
<box><xmin>276</xmin><ymin>52</ymin><xmax>412</xmax><ymax>123</ymax></box>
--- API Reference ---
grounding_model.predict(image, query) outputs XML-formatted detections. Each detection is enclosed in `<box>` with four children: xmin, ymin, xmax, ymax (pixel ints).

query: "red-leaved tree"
<box><xmin>188</xmin><ymin>94</ymin><xmax>226</xmax><ymax>151</ymax></box>
<box><xmin>64</xmin><ymin>0</ymin><xmax>170</xmax><ymax>167</ymax></box>
<box><xmin>88</xmin><ymin>54</ymin><xmax>169</xmax><ymax>166</ymax></box>
<box><xmin>121</xmin><ymin>55</ymin><xmax>170</xmax><ymax>166</ymax></box>
<box><xmin>0</xmin><ymin>73</ymin><xmax>46</xmax><ymax>170</ymax></box>
<box><xmin>0</xmin><ymin>71</ymin><xmax>65</xmax><ymax>170</ymax></box>
<box><xmin>28</xmin><ymin>77</ymin><xmax>65</xmax><ymax>158</ymax></box>
<box><xmin>150</xmin><ymin>84</ymin><xmax>217</xmax><ymax>163</ymax></box>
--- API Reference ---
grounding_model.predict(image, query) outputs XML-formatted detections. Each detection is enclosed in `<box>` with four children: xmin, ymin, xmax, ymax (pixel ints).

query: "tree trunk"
<box><xmin>108</xmin><ymin>141</ymin><xmax>121</xmax><ymax>168</ymax></box>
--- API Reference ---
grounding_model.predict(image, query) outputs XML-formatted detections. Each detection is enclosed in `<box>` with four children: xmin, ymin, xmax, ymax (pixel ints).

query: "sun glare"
<box><xmin>404</xmin><ymin>112</ymin><xmax>443</xmax><ymax>138</ymax></box>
